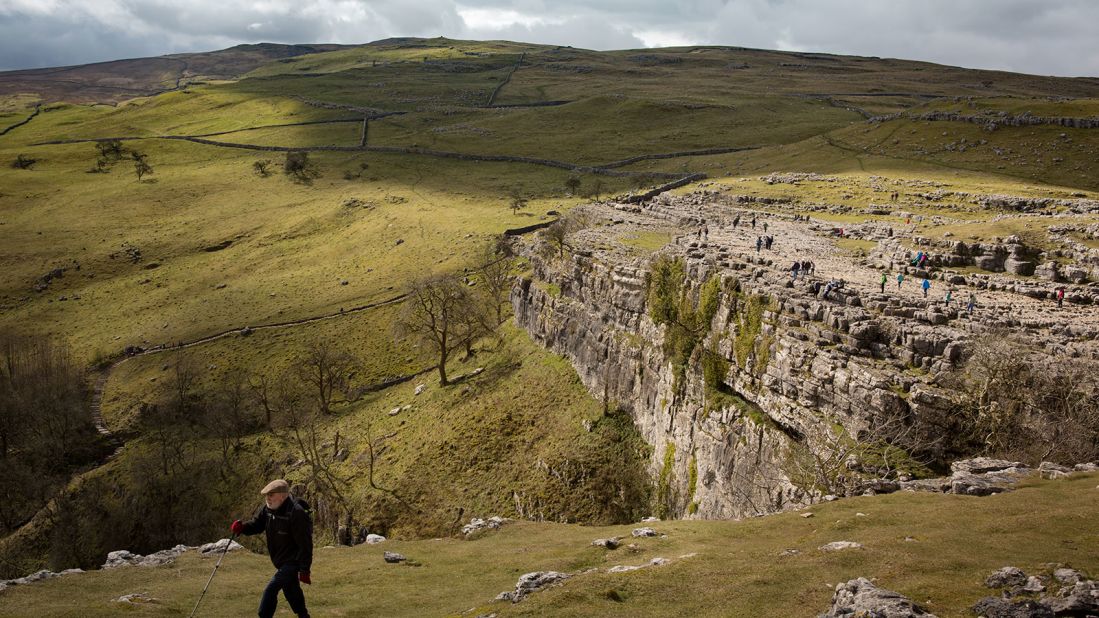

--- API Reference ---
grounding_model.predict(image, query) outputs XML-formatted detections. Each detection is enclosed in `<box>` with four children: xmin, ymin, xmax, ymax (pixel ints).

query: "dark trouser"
<box><xmin>259</xmin><ymin>563</ymin><xmax>308</xmax><ymax>618</ymax></box>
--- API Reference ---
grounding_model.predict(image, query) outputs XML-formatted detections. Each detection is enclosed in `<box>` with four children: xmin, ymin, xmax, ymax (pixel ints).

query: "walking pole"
<box><xmin>188</xmin><ymin>533</ymin><xmax>237</xmax><ymax>618</ymax></box>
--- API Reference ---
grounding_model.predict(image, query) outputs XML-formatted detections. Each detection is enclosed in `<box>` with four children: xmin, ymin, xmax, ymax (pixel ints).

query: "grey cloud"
<box><xmin>0</xmin><ymin>0</ymin><xmax>1096</xmax><ymax>76</ymax></box>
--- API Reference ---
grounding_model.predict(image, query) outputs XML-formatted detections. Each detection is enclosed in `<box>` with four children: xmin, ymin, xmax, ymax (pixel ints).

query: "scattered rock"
<box><xmin>103</xmin><ymin>545</ymin><xmax>189</xmax><ymax>568</ymax></box>
<box><xmin>592</xmin><ymin>537</ymin><xmax>621</xmax><ymax>549</ymax></box>
<box><xmin>631</xmin><ymin>527</ymin><xmax>658</xmax><ymax>537</ymax></box>
<box><xmin>971</xmin><ymin>597</ymin><xmax>1054</xmax><ymax>618</ymax></box>
<box><xmin>0</xmin><ymin>568</ymin><xmax>83</xmax><ymax>593</ymax></box>
<box><xmin>113</xmin><ymin>592</ymin><xmax>158</xmax><ymax>604</ymax></box>
<box><xmin>383</xmin><ymin>551</ymin><xmax>406</xmax><ymax>563</ymax></box>
<box><xmin>365</xmin><ymin>534</ymin><xmax>387</xmax><ymax>544</ymax></box>
<box><xmin>462</xmin><ymin>516</ymin><xmax>510</xmax><ymax>536</ymax></box>
<box><xmin>1053</xmin><ymin>568</ymin><xmax>1084</xmax><ymax>585</ymax></box>
<box><xmin>414</xmin><ymin>383</ymin><xmax>426</xmax><ymax>395</ymax></box>
<box><xmin>495</xmin><ymin>571</ymin><xmax>570</xmax><ymax>603</ymax></box>
<box><xmin>198</xmin><ymin>539</ymin><xmax>243</xmax><ymax>555</ymax></box>
<box><xmin>986</xmin><ymin>567</ymin><xmax>1029</xmax><ymax>589</ymax></box>
<box><xmin>820</xmin><ymin>541</ymin><xmax>863</xmax><ymax>552</ymax></box>
<box><xmin>1022</xmin><ymin>576</ymin><xmax>1047</xmax><ymax>593</ymax></box>
<box><xmin>818</xmin><ymin>577</ymin><xmax>937</xmax><ymax>617</ymax></box>
<box><xmin>1039</xmin><ymin>461</ymin><xmax>1073</xmax><ymax>480</ymax></box>
<box><xmin>1045</xmin><ymin>580</ymin><xmax>1099</xmax><ymax>615</ymax></box>
<box><xmin>951</xmin><ymin>458</ymin><xmax>1025</xmax><ymax>475</ymax></box>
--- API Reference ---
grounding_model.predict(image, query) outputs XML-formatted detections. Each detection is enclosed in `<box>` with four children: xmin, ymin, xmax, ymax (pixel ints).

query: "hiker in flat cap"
<box><xmin>231</xmin><ymin>479</ymin><xmax>314</xmax><ymax>618</ymax></box>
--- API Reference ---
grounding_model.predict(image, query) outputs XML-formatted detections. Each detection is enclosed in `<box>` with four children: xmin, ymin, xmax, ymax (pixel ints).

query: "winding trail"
<box><xmin>87</xmin><ymin>293</ymin><xmax>409</xmax><ymax>435</ymax></box>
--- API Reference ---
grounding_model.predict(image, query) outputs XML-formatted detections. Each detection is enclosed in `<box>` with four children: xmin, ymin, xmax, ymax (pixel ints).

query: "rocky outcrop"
<box><xmin>819</xmin><ymin>578</ymin><xmax>937</xmax><ymax>617</ymax></box>
<box><xmin>870</xmin><ymin>110</ymin><xmax>1099</xmax><ymax>131</ymax></box>
<box><xmin>102</xmin><ymin>538</ymin><xmax>242</xmax><ymax>569</ymax></box>
<box><xmin>514</xmin><ymin>203</ymin><xmax>947</xmax><ymax>520</ymax></box>
<box><xmin>975</xmin><ymin>566</ymin><xmax>1099</xmax><ymax>617</ymax></box>
<box><xmin>0</xmin><ymin>568</ymin><xmax>83</xmax><ymax>593</ymax></box>
<box><xmin>495</xmin><ymin>571</ymin><xmax>571</xmax><ymax>603</ymax></box>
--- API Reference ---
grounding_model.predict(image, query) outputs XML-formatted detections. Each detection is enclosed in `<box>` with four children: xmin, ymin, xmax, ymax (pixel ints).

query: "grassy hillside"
<box><xmin>1</xmin><ymin>472</ymin><xmax>1095</xmax><ymax>617</ymax></box>
<box><xmin>2</xmin><ymin>35</ymin><xmax>1099</xmax><ymax>582</ymax></box>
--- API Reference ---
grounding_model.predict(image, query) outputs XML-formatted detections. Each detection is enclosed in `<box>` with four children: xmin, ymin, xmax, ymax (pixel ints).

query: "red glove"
<box><xmin>230</xmin><ymin>520</ymin><xmax>244</xmax><ymax>535</ymax></box>
<box><xmin>299</xmin><ymin>572</ymin><xmax>311</xmax><ymax>585</ymax></box>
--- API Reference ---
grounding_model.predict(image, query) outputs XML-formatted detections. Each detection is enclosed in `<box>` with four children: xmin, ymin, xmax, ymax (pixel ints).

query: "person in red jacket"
<box><xmin>231</xmin><ymin>479</ymin><xmax>313</xmax><ymax>618</ymax></box>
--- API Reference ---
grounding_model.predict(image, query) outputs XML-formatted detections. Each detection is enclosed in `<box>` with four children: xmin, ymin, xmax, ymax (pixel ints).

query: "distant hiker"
<box><xmin>732</xmin><ymin>215</ymin><xmax>740</xmax><ymax>228</ymax></box>
<box><xmin>919</xmin><ymin>253</ymin><xmax>929</xmax><ymax>268</ymax></box>
<box><xmin>879</xmin><ymin>272</ymin><xmax>887</xmax><ymax>293</ymax></box>
<box><xmin>967</xmin><ymin>292</ymin><xmax>976</xmax><ymax>314</ymax></box>
<box><xmin>755</xmin><ymin>236</ymin><xmax>762</xmax><ymax>252</ymax></box>
<box><xmin>944</xmin><ymin>287</ymin><xmax>953</xmax><ymax>307</ymax></box>
<box><xmin>1056</xmin><ymin>287</ymin><xmax>1065</xmax><ymax>308</ymax></box>
<box><xmin>807</xmin><ymin>261</ymin><xmax>814</xmax><ymax>275</ymax></box>
<box><xmin>231</xmin><ymin>480</ymin><xmax>314</xmax><ymax>618</ymax></box>
<box><xmin>791</xmin><ymin>261</ymin><xmax>801</xmax><ymax>281</ymax></box>
<box><xmin>765</xmin><ymin>235</ymin><xmax>774</xmax><ymax>250</ymax></box>
<box><xmin>921</xmin><ymin>277</ymin><xmax>931</xmax><ymax>298</ymax></box>
<box><xmin>822</xmin><ymin>278</ymin><xmax>845</xmax><ymax>300</ymax></box>
<box><xmin>751</xmin><ymin>216</ymin><xmax>757</xmax><ymax>229</ymax></box>
<box><xmin>763</xmin><ymin>222</ymin><xmax>769</xmax><ymax>233</ymax></box>
<box><xmin>897</xmin><ymin>272</ymin><xmax>904</xmax><ymax>289</ymax></box>
<box><xmin>702</xmin><ymin>225</ymin><xmax>709</xmax><ymax>242</ymax></box>
<box><xmin>888</xmin><ymin>227</ymin><xmax>894</xmax><ymax>238</ymax></box>
<box><xmin>911</xmin><ymin>251</ymin><xmax>923</xmax><ymax>267</ymax></box>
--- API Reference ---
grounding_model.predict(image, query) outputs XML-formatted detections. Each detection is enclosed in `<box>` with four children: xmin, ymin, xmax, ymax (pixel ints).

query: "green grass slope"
<box><xmin>1</xmin><ymin>473</ymin><xmax>1095</xmax><ymax>617</ymax></box>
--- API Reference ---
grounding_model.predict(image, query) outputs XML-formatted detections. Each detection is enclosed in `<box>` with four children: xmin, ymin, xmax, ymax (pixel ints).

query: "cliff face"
<box><xmin>509</xmin><ymin>196</ymin><xmax>1098</xmax><ymax>520</ymax></box>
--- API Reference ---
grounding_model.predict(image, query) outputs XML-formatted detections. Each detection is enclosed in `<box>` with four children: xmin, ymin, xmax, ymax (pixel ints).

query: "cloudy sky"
<box><xmin>1</xmin><ymin>0</ymin><xmax>1097</xmax><ymax>77</ymax></box>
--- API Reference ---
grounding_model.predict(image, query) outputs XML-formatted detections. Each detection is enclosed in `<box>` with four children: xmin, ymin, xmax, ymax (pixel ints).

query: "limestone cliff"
<box><xmin>510</xmin><ymin>195</ymin><xmax>1098</xmax><ymax>520</ymax></box>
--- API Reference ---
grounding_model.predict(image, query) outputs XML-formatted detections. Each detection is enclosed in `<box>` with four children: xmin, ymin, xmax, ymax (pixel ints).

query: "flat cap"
<box><xmin>260</xmin><ymin>479</ymin><xmax>290</xmax><ymax>495</ymax></box>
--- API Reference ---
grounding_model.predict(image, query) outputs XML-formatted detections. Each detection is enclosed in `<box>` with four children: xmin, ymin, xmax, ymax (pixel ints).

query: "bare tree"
<box><xmin>132</xmin><ymin>151</ymin><xmax>153</xmax><ymax>181</ymax></box>
<box><xmin>474</xmin><ymin>241</ymin><xmax>513</xmax><ymax>326</ymax></box>
<box><xmin>296</xmin><ymin>341</ymin><xmax>356</xmax><ymax>416</ymax></box>
<box><xmin>507</xmin><ymin>186</ymin><xmax>528</xmax><ymax>215</ymax></box>
<box><xmin>206</xmin><ymin>371</ymin><xmax>258</xmax><ymax>470</ymax></box>
<box><xmin>268</xmin><ymin>372</ymin><xmax>357</xmax><ymax>541</ymax></box>
<box><xmin>284</xmin><ymin>151</ymin><xmax>320</xmax><ymax>184</ymax></box>
<box><xmin>396</xmin><ymin>274</ymin><xmax>478</xmax><ymax>386</ymax></box>
<box><xmin>250</xmin><ymin>373</ymin><xmax>276</xmax><ymax>429</ymax></box>
<box><xmin>589</xmin><ymin>178</ymin><xmax>605</xmax><ymax>200</ymax></box>
<box><xmin>11</xmin><ymin>154</ymin><xmax>36</xmax><ymax>170</ymax></box>
<box><xmin>253</xmin><ymin>159</ymin><xmax>272</xmax><ymax>177</ymax></box>
<box><xmin>944</xmin><ymin>332</ymin><xmax>1099</xmax><ymax>464</ymax></box>
<box><xmin>544</xmin><ymin>218</ymin><xmax>577</xmax><ymax>259</ymax></box>
<box><xmin>783</xmin><ymin>407</ymin><xmax>939</xmax><ymax>503</ymax></box>
<box><xmin>453</xmin><ymin>285</ymin><xmax>494</xmax><ymax>360</ymax></box>
<box><xmin>564</xmin><ymin>175</ymin><xmax>581</xmax><ymax>195</ymax></box>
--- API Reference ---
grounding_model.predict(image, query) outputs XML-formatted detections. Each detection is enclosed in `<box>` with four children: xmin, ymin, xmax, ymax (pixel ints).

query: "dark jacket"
<box><xmin>240</xmin><ymin>496</ymin><xmax>313</xmax><ymax>573</ymax></box>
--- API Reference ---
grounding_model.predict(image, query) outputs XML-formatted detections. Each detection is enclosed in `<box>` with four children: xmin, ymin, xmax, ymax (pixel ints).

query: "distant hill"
<box><xmin>0</xmin><ymin>43</ymin><xmax>353</xmax><ymax>104</ymax></box>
